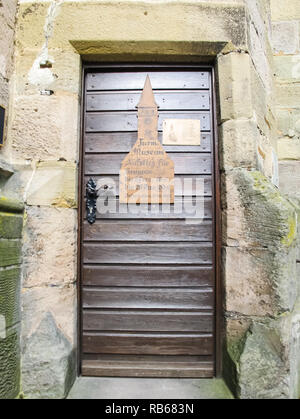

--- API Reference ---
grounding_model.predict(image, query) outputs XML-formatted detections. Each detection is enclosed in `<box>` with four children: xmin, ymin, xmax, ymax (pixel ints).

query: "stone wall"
<box><xmin>271</xmin><ymin>0</ymin><xmax>300</xmax><ymax>398</ymax></box>
<box><xmin>0</xmin><ymin>0</ymin><xmax>17</xmax><ymax>128</ymax></box>
<box><xmin>0</xmin><ymin>0</ymin><xmax>22</xmax><ymax>400</ymax></box>
<box><xmin>0</xmin><ymin>0</ymin><xmax>299</xmax><ymax>399</ymax></box>
<box><xmin>272</xmin><ymin>0</ymin><xmax>300</xmax><ymax>204</ymax></box>
<box><xmin>0</xmin><ymin>186</ymin><xmax>24</xmax><ymax>399</ymax></box>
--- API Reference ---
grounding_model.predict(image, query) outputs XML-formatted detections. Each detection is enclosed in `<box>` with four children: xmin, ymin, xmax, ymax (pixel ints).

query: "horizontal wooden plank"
<box><xmin>82</xmin><ymin>266</ymin><xmax>214</xmax><ymax>287</ymax></box>
<box><xmin>86</xmin><ymin>71</ymin><xmax>210</xmax><ymax>91</ymax></box>
<box><xmin>84</xmin><ymin>132</ymin><xmax>212</xmax><ymax>153</ymax></box>
<box><xmin>83</xmin><ymin>332</ymin><xmax>214</xmax><ymax>355</ymax></box>
<box><xmin>83</xmin><ymin>175</ymin><xmax>213</xmax><ymax>197</ymax></box>
<box><xmin>85</xmin><ymin>112</ymin><xmax>211</xmax><ymax>132</ymax></box>
<box><xmin>83</xmin><ymin>353</ymin><xmax>212</xmax><ymax>362</ymax></box>
<box><xmin>81</xmin><ymin>359</ymin><xmax>214</xmax><ymax>378</ymax></box>
<box><xmin>83</xmin><ymin>220</ymin><xmax>212</xmax><ymax>242</ymax></box>
<box><xmin>83</xmin><ymin>242</ymin><xmax>213</xmax><ymax>264</ymax></box>
<box><xmin>93</xmin><ymin>197</ymin><xmax>212</xmax><ymax>220</ymax></box>
<box><xmin>85</xmin><ymin>153</ymin><xmax>212</xmax><ymax>175</ymax></box>
<box><xmin>82</xmin><ymin>287</ymin><xmax>213</xmax><ymax>309</ymax></box>
<box><xmin>83</xmin><ymin>310</ymin><xmax>213</xmax><ymax>332</ymax></box>
<box><xmin>86</xmin><ymin>91</ymin><xmax>210</xmax><ymax>111</ymax></box>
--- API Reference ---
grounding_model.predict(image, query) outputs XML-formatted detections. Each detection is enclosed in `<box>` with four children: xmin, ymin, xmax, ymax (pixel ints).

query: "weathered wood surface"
<box><xmin>85</xmin><ymin>153</ymin><xmax>212</xmax><ymax>175</ymax></box>
<box><xmin>81</xmin><ymin>68</ymin><xmax>216</xmax><ymax>377</ymax></box>
<box><xmin>84</xmin><ymin>132</ymin><xmax>212</xmax><ymax>153</ymax></box>
<box><xmin>82</xmin><ymin>265</ymin><xmax>213</xmax><ymax>287</ymax></box>
<box><xmin>86</xmin><ymin>112</ymin><xmax>211</xmax><ymax>132</ymax></box>
<box><xmin>86</xmin><ymin>71</ymin><xmax>210</xmax><ymax>91</ymax></box>
<box><xmin>83</xmin><ymin>332</ymin><xmax>214</xmax><ymax>355</ymax></box>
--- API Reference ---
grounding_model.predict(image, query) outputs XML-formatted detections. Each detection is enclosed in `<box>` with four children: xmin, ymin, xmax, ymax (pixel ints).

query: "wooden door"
<box><xmin>80</xmin><ymin>66</ymin><xmax>218</xmax><ymax>377</ymax></box>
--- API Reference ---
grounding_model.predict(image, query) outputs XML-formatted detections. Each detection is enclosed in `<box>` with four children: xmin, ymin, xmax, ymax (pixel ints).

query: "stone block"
<box><xmin>223</xmin><ymin>169</ymin><xmax>298</xmax><ymax>314</ymax></box>
<box><xmin>224</xmin><ymin>246</ymin><xmax>274</xmax><ymax>316</ymax></box>
<box><xmin>0</xmin><ymin>329</ymin><xmax>20</xmax><ymax>399</ymax></box>
<box><xmin>272</xmin><ymin>21</ymin><xmax>299</xmax><ymax>55</ymax></box>
<box><xmin>0</xmin><ymin>267</ymin><xmax>21</xmax><ymax>330</ymax></box>
<box><xmin>221</xmin><ymin>172</ymin><xmax>249</xmax><ymax>248</ymax></box>
<box><xmin>239</xmin><ymin>322</ymin><xmax>290</xmax><ymax>399</ymax></box>
<box><xmin>22</xmin><ymin>206</ymin><xmax>77</xmax><ymax>288</ymax></box>
<box><xmin>276</xmin><ymin>82</ymin><xmax>300</xmax><ymax>108</ymax></box>
<box><xmin>277</xmin><ymin>298</ymin><xmax>300</xmax><ymax>398</ymax></box>
<box><xmin>277</xmin><ymin>108</ymin><xmax>300</xmax><ymax>137</ymax></box>
<box><xmin>217</xmin><ymin>53</ymin><xmax>253</xmax><ymax>122</ymax></box>
<box><xmin>22</xmin><ymin>312</ymin><xmax>76</xmax><ymax>399</ymax></box>
<box><xmin>0</xmin><ymin>240</ymin><xmax>22</xmax><ymax>268</ymax></box>
<box><xmin>223</xmin><ymin>169</ymin><xmax>297</xmax><ymax>249</ymax></box>
<box><xmin>0</xmin><ymin>0</ymin><xmax>18</xmax><ymax>27</ymax></box>
<box><xmin>220</xmin><ymin>118</ymin><xmax>259</xmax><ymax>171</ymax></box>
<box><xmin>271</xmin><ymin>0</ymin><xmax>300</xmax><ymax>21</ymax></box>
<box><xmin>0</xmin><ymin>158</ymin><xmax>14</xmax><ymax>181</ymax></box>
<box><xmin>11</xmin><ymin>93</ymin><xmax>79</xmax><ymax>162</ymax></box>
<box><xmin>246</xmin><ymin>1</ymin><xmax>273</xmax><ymax>95</ymax></box>
<box><xmin>225</xmin><ymin>317</ymin><xmax>252</xmax><ymax>350</ymax></box>
<box><xmin>1</xmin><ymin>164</ymin><xmax>40</xmax><ymax>202</ymax></box>
<box><xmin>279</xmin><ymin>161</ymin><xmax>300</xmax><ymax>201</ymax></box>
<box><xmin>278</xmin><ymin>137</ymin><xmax>300</xmax><ymax>160</ymax></box>
<box><xmin>21</xmin><ymin>284</ymin><xmax>76</xmax><ymax>344</ymax></box>
<box><xmin>15</xmin><ymin>48</ymin><xmax>81</xmax><ymax>96</ymax></box>
<box><xmin>250</xmin><ymin>61</ymin><xmax>274</xmax><ymax>137</ymax></box>
<box><xmin>274</xmin><ymin>55</ymin><xmax>300</xmax><ymax>82</ymax></box>
<box><xmin>0</xmin><ymin>213</ymin><xmax>23</xmax><ymax>239</ymax></box>
<box><xmin>17</xmin><ymin>2</ymin><xmax>247</xmax><ymax>51</ymax></box>
<box><xmin>25</xmin><ymin>161</ymin><xmax>77</xmax><ymax>208</ymax></box>
<box><xmin>0</xmin><ymin>0</ymin><xmax>17</xmax><ymax>79</ymax></box>
<box><xmin>0</xmin><ymin>74</ymin><xmax>9</xmax><ymax>110</ymax></box>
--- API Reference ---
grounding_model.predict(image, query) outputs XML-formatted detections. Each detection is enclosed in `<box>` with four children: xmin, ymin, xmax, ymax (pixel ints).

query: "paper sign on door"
<box><xmin>162</xmin><ymin>119</ymin><xmax>201</xmax><ymax>146</ymax></box>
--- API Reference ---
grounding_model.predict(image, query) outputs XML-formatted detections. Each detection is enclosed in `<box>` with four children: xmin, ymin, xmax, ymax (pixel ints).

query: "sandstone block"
<box><xmin>274</xmin><ymin>55</ymin><xmax>300</xmax><ymax>82</ymax></box>
<box><xmin>239</xmin><ymin>322</ymin><xmax>290</xmax><ymax>399</ymax></box>
<box><xmin>225</xmin><ymin>317</ymin><xmax>252</xmax><ymax>350</ymax></box>
<box><xmin>22</xmin><ymin>206</ymin><xmax>77</xmax><ymax>288</ymax></box>
<box><xmin>0</xmin><ymin>213</ymin><xmax>23</xmax><ymax>239</ymax></box>
<box><xmin>223</xmin><ymin>169</ymin><xmax>298</xmax><ymax>314</ymax></box>
<box><xmin>246</xmin><ymin>6</ymin><xmax>273</xmax><ymax>95</ymax></box>
<box><xmin>221</xmin><ymin>172</ymin><xmax>249</xmax><ymax>248</ymax></box>
<box><xmin>21</xmin><ymin>284</ymin><xmax>76</xmax><ymax>345</ymax></box>
<box><xmin>277</xmin><ymin>108</ymin><xmax>300</xmax><ymax>137</ymax></box>
<box><xmin>0</xmin><ymin>0</ymin><xmax>17</xmax><ymax>79</ymax></box>
<box><xmin>0</xmin><ymin>267</ymin><xmax>21</xmax><ymax>330</ymax></box>
<box><xmin>279</xmin><ymin>161</ymin><xmax>300</xmax><ymax>201</ymax></box>
<box><xmin>278</xmin><ymin>137</ymin><xmax>300</xmax><ymax>160</ymax></box>
<box><xmin>271</xmin><ymin>0</ymin><xmax>300</xmax><ymax>21</ymax></box>
<box><xmin>0</xmin><ymin>240</ymin><xmax>22</xmax><ymax>268</ymax></box>
<box><xmin>25</xmin><ymin>161</ymin><xmax>77</xmax><ymax>208</ymax></box>
<box><xmin>15</xmin><ymin>49</ymin><xmax>81</xmax><ymax>95</ymax></box>
<box><xmin>223</xmin><ymin>169</ymin><xmax>297</xmax><ymax>249</ymax></box>
<box><xmin>272</xmin><ymin>21</ymin><xmax>299</xmax><ymax>55</ymax></box>
<box><xmin>17</xmin><ymin>2</ymin><xmax>247</xmax><ymax>50</ymax></box>
<box><xmin>22</xmin><ymin>312</ymin><xmax>76</xmax><ymax>399</ymax></box>
<box><xmin>217</xmin><ymin>53</ymin><xmax>253</xmax><ymax>122</ymax></box>
<box><xmin>223</xmin><ymin>246</ymin><xmax>274</xmax><ymax>316</ymax></box>
<box><xmin>0</xmin><ymin>75</ymin><xmax>9</xmax><ymax>110</ymax></box>
<box><xmin>220</xmin><ymin>119</ymin><xmax>259</xmax><ymax>171</ymax></box>
<box><xmin>250</xmin><ymin>62</ymin><xmax>275</xmax><ymax>138</ymax></box>
<box><xmin>0</xmin><ymin>330</ymin><xmax>20</xmax><ymax>399</ymax></box>
<box><xmin>276</xmin><ymin>82</ymin><xmax>300</xmax><ymax>108</ymax></box>
<box><xmin>11</xmin><ymin>93</ymin><xmax>79</xmax><ymax>162</ymax></box>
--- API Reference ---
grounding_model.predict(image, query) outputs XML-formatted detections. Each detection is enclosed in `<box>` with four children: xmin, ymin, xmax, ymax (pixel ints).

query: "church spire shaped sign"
<box><xmin>119</xmin><ymin>75</ymin><xmax>174</xmax><ymax>204</ymax></box>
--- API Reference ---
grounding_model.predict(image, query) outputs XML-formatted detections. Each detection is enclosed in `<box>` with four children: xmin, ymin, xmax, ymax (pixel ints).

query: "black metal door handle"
<box><xmin>86</xmin><ymin>178</ymin><xmax>98</xmax><ymax>224</ymax></box>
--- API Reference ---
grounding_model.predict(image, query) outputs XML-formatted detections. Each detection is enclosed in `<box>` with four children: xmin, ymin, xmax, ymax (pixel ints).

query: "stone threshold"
<box><xmin>67</xmin><ymin>377</ymin><xmax>234</xmax><ymax>399</ymax></box>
